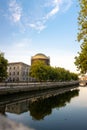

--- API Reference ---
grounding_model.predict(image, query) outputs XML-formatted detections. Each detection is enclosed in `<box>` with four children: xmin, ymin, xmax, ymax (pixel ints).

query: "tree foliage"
<box><xmin>29</xmin><ymin>61</ymin><xmax>48</xmax><ymax>81</ymax></box>
<box><xmin>0</xmin><ymin>52</ymin><xmax>8</xmax><ymax>82</ymax></box>
<box><xmin>29</xmin><ymin>61</ymin><xmax>78</xmax><ymax>82</ymax></box>
<box><xmin>75</xmin><ymin>0</ymin><xmax>87</xmax><ymax>73</ymax></box>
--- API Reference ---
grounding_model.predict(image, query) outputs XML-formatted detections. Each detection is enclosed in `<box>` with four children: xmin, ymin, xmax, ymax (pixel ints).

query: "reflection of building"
<box><xmin>0</xmin><ymin>106</ymin><xmax>6</xmax><ymax>115</ymax></box>
<box><xmin>7</xmin><ymin>62</ymin><xmax>30</xmax><ymax>82</ymax></box>
<box><xmin>6</xmin><ymin>101</ymin><xmax>28</xmax><ymax>114</ymax></box>
<box><xmin>31</xmin><ymin>53</ymin><xmax>50</xmax><ymax>65</ymax></box>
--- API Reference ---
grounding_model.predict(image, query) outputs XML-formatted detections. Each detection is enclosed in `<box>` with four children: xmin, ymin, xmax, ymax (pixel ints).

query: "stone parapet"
<box><xmin>0</xmin><ymin>81</ymin><xmax>79</xmax><ymax>95</ymax></box>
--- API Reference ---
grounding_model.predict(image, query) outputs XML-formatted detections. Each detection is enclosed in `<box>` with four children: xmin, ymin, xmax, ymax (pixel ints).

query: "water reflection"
<box><xmin>29</xmin><ymin>89</ymin><xmax>79</xmax><ymax>120</ymax></box>
<box><xmin>0</xmin><ymin>88</ymin><xmax>79</xmax><ymax>120</ymax></box>
<box><xmin>6</xmin><ymin>100</ymin><xmax>29</xmax><ymax>114</ymax></box>
<box><xmin>0</xmin><ymin>106</ymin><xmax>6</xmax><ymax>115</ymax></box>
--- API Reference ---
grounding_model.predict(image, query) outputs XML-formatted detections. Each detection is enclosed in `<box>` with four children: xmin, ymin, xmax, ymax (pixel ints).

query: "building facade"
<box><xmin>31</xmin><ymin>53</ymin><xmax>50</xmax><ymax>65</ymax></box>
<box><xmin>7</xmin><ymin>62</ymin><xmax>30</xmax><ymax>82</ymax></box>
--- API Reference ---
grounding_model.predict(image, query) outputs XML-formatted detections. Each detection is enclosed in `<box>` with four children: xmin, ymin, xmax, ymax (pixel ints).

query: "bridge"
<box><xmin>79</xmin><ymin>80</ymin><xmax>87</xmax><ymax>86</ymax></box>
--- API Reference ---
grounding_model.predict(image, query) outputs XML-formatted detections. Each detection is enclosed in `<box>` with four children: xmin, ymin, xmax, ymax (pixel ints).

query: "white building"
<box><xmin>7</xmin><ymin>62</ymin><xmax>30</xmax><ymax>82</ymax></box>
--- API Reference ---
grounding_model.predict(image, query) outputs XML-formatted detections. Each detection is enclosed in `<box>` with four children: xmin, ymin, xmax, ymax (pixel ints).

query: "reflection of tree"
<box><xmin>29</xmin><ymin>89</ymin><xmax>79</xmax><ymax>120</ymax></box>
<box><xmin>0</xmin><ymin>88</ymin><xmax>79</xmax><ymax>117</ymax></box>
<box><xmin>0</xmin><ymin>105</ymin><xmax>6</xmax><ymax>115</ymax></box>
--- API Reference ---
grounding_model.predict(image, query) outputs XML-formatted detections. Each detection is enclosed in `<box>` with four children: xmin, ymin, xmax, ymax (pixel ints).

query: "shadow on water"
<box><xmin>0</xmin><ymin>87</ymin><xmax>79</xmax><ymax>120</ymax></box>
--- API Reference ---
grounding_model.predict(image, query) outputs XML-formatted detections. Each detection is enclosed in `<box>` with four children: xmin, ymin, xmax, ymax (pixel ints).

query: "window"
<box><xmin>13</xmin><ymin>72</ymin><xmax>15</xmax><ymax>75</ymax></box>
<box><xmin>17</xmin><ymin>72</ymin><xmax>19</xmax><ymax>75</ymax></box>
<box><xmin>13</xmin><ymin>78</ymin><xmax>15</xmax><ymax>82</ymax></box>
<box><xmin>17</xmin><ymin>77</ymin><xmax>19</xmax><ymax>81</ymax></box>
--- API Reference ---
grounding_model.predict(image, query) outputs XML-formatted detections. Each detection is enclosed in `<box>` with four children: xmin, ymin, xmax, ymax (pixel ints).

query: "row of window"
<box><xmin>9</xmin><ymin>72</ymin><xmax>19</xmax><ymax>75</ymax></box>
<box><xmin>9</xmin><ymin>66</ymin><xmax>19</xmax><ymax>70</ymax></box>
<box><xmin>9</xmin><ymin>66</ymin><xmax>29</xmax><ymax>71</ymax></box>
<box><xmin>8</xmin><ymin>77</ymin><xmax>19</xmax><ymax>82</ymax></box>
<box><xmin>8</xmin><ymin>77</ymin><xmax>28</xmax><ymax>82</ymax></box>
<box><xmin>9</xmin><ymin>72</ymin><xmax>28</xmax><ymax>76</ymax></box>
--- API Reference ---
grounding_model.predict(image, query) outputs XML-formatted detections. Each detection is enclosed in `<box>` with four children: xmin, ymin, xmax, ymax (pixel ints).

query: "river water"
<box><xmin>0</xmin><ymin>86</ymin><xmax>87</xmax><ymax>130</ymax></box>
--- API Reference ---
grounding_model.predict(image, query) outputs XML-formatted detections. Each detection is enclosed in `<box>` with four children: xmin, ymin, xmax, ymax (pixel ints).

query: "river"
<box><xmin>0</xmin><ymin>86</ymin><xmax>87</xmax><ymax>130</ymax></box>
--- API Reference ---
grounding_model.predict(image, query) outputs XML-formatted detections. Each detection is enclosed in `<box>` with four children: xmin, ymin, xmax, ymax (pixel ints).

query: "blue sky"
<box><xmin>0</xmin><ymin>0</ymin><xmax>80</xmax><ymax>72</ymax></box>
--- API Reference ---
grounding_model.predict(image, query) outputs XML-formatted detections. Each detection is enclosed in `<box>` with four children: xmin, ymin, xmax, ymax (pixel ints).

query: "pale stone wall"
<box><xmin>0</xmin><ymin>81</ymin><xmax>79</xmax><ymax>95</ymax></box>
<box><xmin>7</xmin><ymin>62</ymin><xmax>30</xmax><ymax>82</ymax></box>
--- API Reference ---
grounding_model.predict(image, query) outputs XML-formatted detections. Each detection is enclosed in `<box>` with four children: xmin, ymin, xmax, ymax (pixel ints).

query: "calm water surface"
<box><xmin>0</xmin><ymin>86</ymin><xmax>87</xmax><ymax>130</ymax></box>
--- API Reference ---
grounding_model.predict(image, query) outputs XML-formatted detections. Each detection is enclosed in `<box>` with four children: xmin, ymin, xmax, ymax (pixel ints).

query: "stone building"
<box><xmin>7</xmin><ymin>62</ymin><xmax>30</xmax><ymax>82</ymax></box>
<box><xmin>31</xmin><ymin>53</ymin><xmax>50</xmax><ymax>65</ymax></box>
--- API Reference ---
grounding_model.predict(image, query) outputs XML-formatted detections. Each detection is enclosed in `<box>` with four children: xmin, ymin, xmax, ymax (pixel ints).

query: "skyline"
<box><xmin>0</xmin><ymin>0</ymin><xmax>80</xmax><ymax>72</ymax></box>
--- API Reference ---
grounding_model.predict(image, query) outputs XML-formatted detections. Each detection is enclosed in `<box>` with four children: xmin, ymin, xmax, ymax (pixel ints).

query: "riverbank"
<box><xmin>0</xmin><ymin>81</ymin><xmax>79</xmax><ymax>95</ymax></box>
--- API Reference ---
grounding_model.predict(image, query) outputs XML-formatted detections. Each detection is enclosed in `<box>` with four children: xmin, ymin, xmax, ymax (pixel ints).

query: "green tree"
<box><xmin>29</xmin><ymin>61</ymin><xmax>48</xmax><ymax>81</ymax></box>
<box><xmin>75</xmin><ymin>43</ymin><xmax>87</xmax><ymax>73</ymax></box>
<box><xmin>0</xmin><ymin>52</ymin><xmax>8</xmax><ymax>82</ymax></box>
<box><xmin>55</xmin><ymin>67</ymin><xmax>67</xmax><ymax>81</ymax></box>
<box><xmin>29</xmin><ymin>61</ymin><xmax>78</xmax><ymax>82</ymax></box>
<box><xmin>75</xmin><ymin>0</ymin><xmax>87</xmax><ymax>74</ymax></box>
<box><xmin>70</xmin><ymin>72</ymin><xmax>78</xmax><ymax>80</ymax></box>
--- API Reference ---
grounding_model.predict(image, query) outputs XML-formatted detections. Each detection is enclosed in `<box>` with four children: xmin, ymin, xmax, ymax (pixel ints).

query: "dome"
<box><xmin>31</xmin><ymin>53</ymin><xmax>50</xmax><ymax>65</ymax></box>
<box><xmin>32</xmin><ymin>53</ymin><xmax>48</xmax><ymax>59</ymax></box>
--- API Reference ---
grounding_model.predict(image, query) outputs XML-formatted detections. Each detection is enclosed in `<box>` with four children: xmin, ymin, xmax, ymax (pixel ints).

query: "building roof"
<box><xmin>8</xmin><ymin>62</ymin><xmax>30</xmax><ymax>67</ymax></box>
<box><xmin>32</xmin><ymin>53</ymin><xmax>49</xmax><ymax>59</ymax></box>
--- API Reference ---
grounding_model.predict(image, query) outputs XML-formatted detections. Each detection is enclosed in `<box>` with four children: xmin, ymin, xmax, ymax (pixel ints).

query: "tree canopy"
<box><xmin>29</xmin><ymin>61</ymin><xmax>48</xmax><ymax>81</ymax></box>
<box><xmin>75</xmin><ymin>0</ymin><xmax>87</xmax><ymax>74</ymax></box>
<box><xmin>29</xmin><ymin>61</ymin><xmax>78</xmax><ymax>82</ymax></box>
<box><xmin>0</xmin><ymin>52</ymin><xmax>8</xmax><ymax>82</ymax></box>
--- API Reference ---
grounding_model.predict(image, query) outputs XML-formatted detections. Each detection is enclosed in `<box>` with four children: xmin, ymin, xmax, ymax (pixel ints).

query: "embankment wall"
<box><xmin>0</xmin><ymin>81</ymin><xmax>79</xmax><ymax>95</ymax></box>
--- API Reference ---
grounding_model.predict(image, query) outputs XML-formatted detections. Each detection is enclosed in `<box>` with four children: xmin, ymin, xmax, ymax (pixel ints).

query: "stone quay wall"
<box><xmin>0</xmin><ymin>81</ymin><xmax>79</xmax><ymax>95</ymax></box>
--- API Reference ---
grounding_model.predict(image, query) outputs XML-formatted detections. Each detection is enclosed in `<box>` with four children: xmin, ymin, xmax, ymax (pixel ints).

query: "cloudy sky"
<box><xmin>0</xmin><ymin>0</ymin><xmax>80</xmax><ymax>72</ymax></box>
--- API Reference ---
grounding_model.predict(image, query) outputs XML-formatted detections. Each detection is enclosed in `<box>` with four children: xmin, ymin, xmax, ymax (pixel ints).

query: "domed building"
<box><xmin>31</xmin><ymin>53</ymin><xmax>50</xmax><ymax>65</ymax></box>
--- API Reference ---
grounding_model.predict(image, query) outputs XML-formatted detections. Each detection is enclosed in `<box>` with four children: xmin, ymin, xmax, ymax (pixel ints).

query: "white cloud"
<box><xmin>44</xmin><ymin>0</ymin><xmax>60</xmax><ymax>20</ymax></box>
<box><xmin>25</xmin><ymin>0</ymin><xmax>61</xmax><ymax>32</ymax></box>
<box><xmin>28</xmin><ymin>22</ymin><xmax>46</xmax><ymax>32</ymax></box>
<box><xmin>8</xmin><ymin>0</ymin><xmax>22</xmax><ymax>23</ymax></box>
<box><xmin>26</xmin><ymin>0</ymin><xmax>72</xmax><ymax>31</ymax></box>
<box><xmin>7</xmin><ymin>0</ymin><xmax>72</xmax><ymax>32</ymax></box>
<box><xmin>59</xmin><ymin>0</ymin><xmax>72</xmax><ymax>12</ymax></box>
